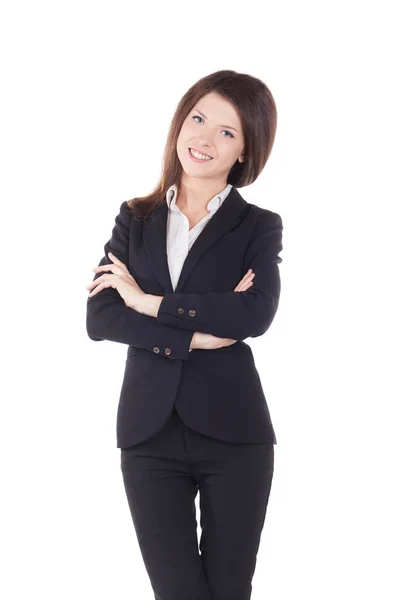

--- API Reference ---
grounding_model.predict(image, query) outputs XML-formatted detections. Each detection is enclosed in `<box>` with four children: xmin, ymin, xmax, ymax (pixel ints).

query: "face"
<box><xmin>176</xmin><ymin>91</ymin><xmax>245</xmax><ymax>185</ymax></box>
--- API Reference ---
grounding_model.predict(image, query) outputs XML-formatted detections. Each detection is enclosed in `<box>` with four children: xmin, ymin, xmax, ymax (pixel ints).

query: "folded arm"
<box><xmin>156</xmin><ymin>212</ymin><xmax>283</xmax><ymax>341</ymax></box>
<box><xmin>86</xmin><ymin>201</ymin><xmax>194</xmax><ymax>360</ymax></box>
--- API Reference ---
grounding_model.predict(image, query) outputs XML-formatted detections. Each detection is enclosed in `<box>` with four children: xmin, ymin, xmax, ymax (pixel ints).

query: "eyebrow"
<box><xmin>193</xmin><ymin>108</ymin><xmax>238</xmax><ymax>133</ymax></box>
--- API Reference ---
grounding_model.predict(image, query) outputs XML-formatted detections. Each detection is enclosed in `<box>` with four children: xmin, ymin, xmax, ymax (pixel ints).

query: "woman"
<box><xmin>86</xmin><ymin>69</ymin><xmax>283</xmax><ymax>600</ymax></box>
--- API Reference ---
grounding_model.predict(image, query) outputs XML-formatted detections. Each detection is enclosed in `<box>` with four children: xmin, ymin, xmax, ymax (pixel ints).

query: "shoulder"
<box><xmin>246</xmin><ymin>202</ymin><xmax>283</xmax><ymax>231</ymax></box>
<box><xmin>108</xmin><ymin>201</ymin><xmax>134</xmax><ymax>239</ymax></box>
<box><xmin>114</xmin><ymin>200</ymin><xmax>135</xmax><ymax>226</ymax></box>
<box><xmin>119</xmin><ymin>200</ymin><xmax>133</xmax><ymax>217</ymax></box>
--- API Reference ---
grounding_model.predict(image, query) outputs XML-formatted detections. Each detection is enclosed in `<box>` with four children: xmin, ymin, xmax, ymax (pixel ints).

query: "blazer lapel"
<box><xmin>142</xmin><ymin>186</ymin><xmax>248</xmax><ymax>294</ymax></box>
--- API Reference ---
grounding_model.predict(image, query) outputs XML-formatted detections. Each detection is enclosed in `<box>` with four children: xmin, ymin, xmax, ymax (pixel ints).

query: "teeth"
<box><xmin>190</xmin><ymin>148</ymin><xmax>212</xmax><ymax>160</ymax></box>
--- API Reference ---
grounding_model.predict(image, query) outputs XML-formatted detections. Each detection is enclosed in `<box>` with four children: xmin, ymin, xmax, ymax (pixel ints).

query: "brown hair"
<box><xmin>126</xmin><ymin>69</ymin><xmax>277</xmax><ymax>221</ymax></box>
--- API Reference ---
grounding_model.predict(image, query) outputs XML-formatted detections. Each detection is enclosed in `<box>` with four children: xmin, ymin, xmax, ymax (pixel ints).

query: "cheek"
<box><xmin>216</xmin><ymin>145</ymin><xmax>237</xmax><ymax>165</ymax></box>
<box><xmin>176</xmin><ymin>136</ymin><xmax>188</xmax><ymax>161</ymax></box>
<box><xmin>177</xmin><ymin>124</ymin><xmax>192</xmax><ymax>150</ymax></box>
<box><xmin>179</xmin><ymin>119</ymin><xmax>194</xmax><ymax>137</ymax></box>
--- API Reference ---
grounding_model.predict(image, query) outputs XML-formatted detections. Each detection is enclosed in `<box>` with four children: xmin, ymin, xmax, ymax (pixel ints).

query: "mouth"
<box><xmin>188</xmin><ymin>147</ymin><xmax>214</xmax><ymax>162</ymax></box>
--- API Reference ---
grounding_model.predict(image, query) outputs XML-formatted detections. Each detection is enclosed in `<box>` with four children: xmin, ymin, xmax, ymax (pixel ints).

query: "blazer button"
<box><xmin>164</xmin><ymin>348</ymin><xmax>172</xmax><ymax>355</ymax></box>
<box><xmin>188</xmin><ymin>309</ymin><xmax>196</xmax><ymax>317</ymax></box>
<box><xmin>153</xmin><ymin>346</ymin><xmax>160</xmax><ymax>354</ymax></box>
<box><xmin>177</xmin><ymin>307</ymin><xmax>184</xmax><ymax>314</ymax></box>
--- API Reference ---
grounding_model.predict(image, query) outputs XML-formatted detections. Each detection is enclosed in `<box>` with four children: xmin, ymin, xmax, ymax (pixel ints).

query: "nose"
<box><xmin>196</xmin><ymin>138</ymin><xmax>213</xmax><ymax>150</ymax></box>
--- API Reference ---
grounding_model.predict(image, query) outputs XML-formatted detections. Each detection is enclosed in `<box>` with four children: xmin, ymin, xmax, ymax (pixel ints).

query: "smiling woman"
<box><xmin>86</xmin><ymin>69</ymin><xmax>282</xmax><ymax>600</ymax></box>
<box><xmin>124</xmin><ymin>69</ymin><xmax>277</xmax><ymax>221</ymax></box>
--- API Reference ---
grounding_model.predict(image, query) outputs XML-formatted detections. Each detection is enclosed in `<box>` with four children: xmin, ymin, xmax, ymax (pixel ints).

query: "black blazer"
<box><xmin>86</xmin><ymin>186</ymin><xmax>283</xmax><ymax>449</ymax></box>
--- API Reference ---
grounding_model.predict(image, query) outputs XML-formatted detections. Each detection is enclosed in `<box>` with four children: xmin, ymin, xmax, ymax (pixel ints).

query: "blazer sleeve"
<box><xmin>156</xmin><ymin>211</ymin><xmax>283</xmax><ymax>341</ymax></box>
<box><xmin>86</xmin><ymin>201</ymin><xmax>194</xmax><ymax>360</ymax></box>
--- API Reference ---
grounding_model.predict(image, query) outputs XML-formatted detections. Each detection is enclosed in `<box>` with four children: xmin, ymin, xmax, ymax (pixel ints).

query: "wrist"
<box><xmin>190</xmin><ymin>332</ymin><xmax>198</xmax><ymax>349</ymax></box>
<box><xmin>136</xmin><ymin>294</ymin><xmax>163</xmax><ymax>318</ymax></box>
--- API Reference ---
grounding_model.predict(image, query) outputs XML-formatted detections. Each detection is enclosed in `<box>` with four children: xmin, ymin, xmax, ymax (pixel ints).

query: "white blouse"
<box><xmin>165</xmin><ymin>182</ymin><xmax>233</xmax><ymax>291</ymax></box>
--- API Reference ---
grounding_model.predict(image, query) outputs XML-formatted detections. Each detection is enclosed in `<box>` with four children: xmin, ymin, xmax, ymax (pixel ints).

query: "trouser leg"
<box><xmin>120</xmin><ymin>410</ymin><xmax>212</xmax><ymax>600</ymax></box>
<box><xmin>189</xmin><ymin>430</ymin><xmax>275</xmax><ymax>600</ymax></box>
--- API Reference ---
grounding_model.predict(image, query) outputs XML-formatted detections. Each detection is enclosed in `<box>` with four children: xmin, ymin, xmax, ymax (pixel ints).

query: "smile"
<box><xmin>188</xmin><ymin>148</ymin><xmax>213</xmax><ymax>162</ymax></box>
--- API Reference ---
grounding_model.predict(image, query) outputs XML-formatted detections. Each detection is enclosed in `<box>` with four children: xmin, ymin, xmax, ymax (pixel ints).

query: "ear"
<box><xmin>237</xmin><ymin>152</ymin><xmax>245</xmax><ymax>163</ymax></box>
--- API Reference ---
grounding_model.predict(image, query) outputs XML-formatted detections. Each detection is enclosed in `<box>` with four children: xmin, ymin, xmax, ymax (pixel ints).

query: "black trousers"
<box><xmin>120</xmin><ymin>406</ymin><xmax>275</xmax><ymax>600</ymax></box>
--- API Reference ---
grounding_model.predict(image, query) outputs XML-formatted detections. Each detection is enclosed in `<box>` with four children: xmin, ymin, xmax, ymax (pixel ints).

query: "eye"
<box><xmin>191</xmin><ymin>115</ymin><xmax>235</xmax><ymax>138</ymax></box>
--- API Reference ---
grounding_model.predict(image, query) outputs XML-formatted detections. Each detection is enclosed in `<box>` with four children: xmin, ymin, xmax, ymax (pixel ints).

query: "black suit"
<box><xmin>86</xmin><ymin>186</ymin><xmax>283</xmax><ymax>449</ymax></box>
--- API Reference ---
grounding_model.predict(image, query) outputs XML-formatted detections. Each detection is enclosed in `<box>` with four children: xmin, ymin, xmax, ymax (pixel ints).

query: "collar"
<box><xmin>165</xmin><ymin>183</ymin><xmax>233</xmax><ymax>212</ymax></box>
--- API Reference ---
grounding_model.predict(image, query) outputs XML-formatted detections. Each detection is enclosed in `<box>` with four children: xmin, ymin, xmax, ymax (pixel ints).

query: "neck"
<box><xmin>177</xmin><ymin>177</ymin><xmax>228</xmax><ymax>212</ymax></box>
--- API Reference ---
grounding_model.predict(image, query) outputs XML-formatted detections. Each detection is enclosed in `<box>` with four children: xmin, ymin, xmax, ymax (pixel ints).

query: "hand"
<box><xmin>234</xmin><ymin>269</ymin><xmax>255</xmax><ymax>292</ymax></box>
<box><xmin>86</xmin><ymin>251</ymin><xmax>146</xmax><ymax>310</ymax></box>
<box><xmin>190</xmin><ymin>269</ymin><xmax>255</xmax><ymax>350</ymax></box>
<box><xmin>190</xmin><ymin>331</ymin><xmax>237</xmax><ymax>350</ymax></box>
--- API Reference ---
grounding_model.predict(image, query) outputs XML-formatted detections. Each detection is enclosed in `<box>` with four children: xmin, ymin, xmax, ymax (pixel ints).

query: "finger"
<box><xmin>235</xmin><ymin>282</ymin><xmax>253</xmax><ymax>293</ymax></box>
<box><xmin>92</xmin><ymin>263</ymin><xmax>127</xmax><ymax>275</ymax></box>
<box><xmin>240</xmin><ymin>272</ymin><xmax>255</xmax><ymax>285</ymax></box>
<box><xmin>87</xmin><ymin>273</ymin><xmax>113</xmax><ymax>290</ymax></box>
<box><xmin>107</xmin><ymin>251</ymin><xmax>127</xmax><ymax>269</ymax></box>
<box><xmin>240</xmin><ymin>270</ymin><xmax>254</xmax><ymax>281</ymax></box>
<box><xmin>237</xmin><ymin>270</ymin><xmax>251</xmax><ymax>284</ymax></box>
<box><xmin>234</xmin><ymin>281</ymin><xmax>253</xmax><ymax>292</ymax></box>
<box><xmin>87</xmin><ymin>275</ymin><xmax>103</xmax><ymax>290</ymax></box>
<box><xmin>87</xmin><ymin>281</ymin><xmax>109</xmax><ymax>297</ymax></box>
<box><xmin>236</xmin><ymin>272</ymin><xmax>255</xmax><ymax>289</ymax></box>
<box><xmin>234</xmin><ymin>280</ymin><xmax>245</xmax><ymax>292</ymax></box>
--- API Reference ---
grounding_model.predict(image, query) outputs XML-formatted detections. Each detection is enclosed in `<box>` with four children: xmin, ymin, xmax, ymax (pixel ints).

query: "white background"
<box><xmin>1</xmin><ymin>1</ymin><xmax>399</xmax><ymax>598</ymax></box>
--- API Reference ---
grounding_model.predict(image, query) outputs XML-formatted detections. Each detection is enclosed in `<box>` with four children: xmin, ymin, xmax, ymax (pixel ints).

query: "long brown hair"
<box><xmin>126</xmin><ymin>69</ymin><xmax>277</xmax><ymax>221</ymax></box>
